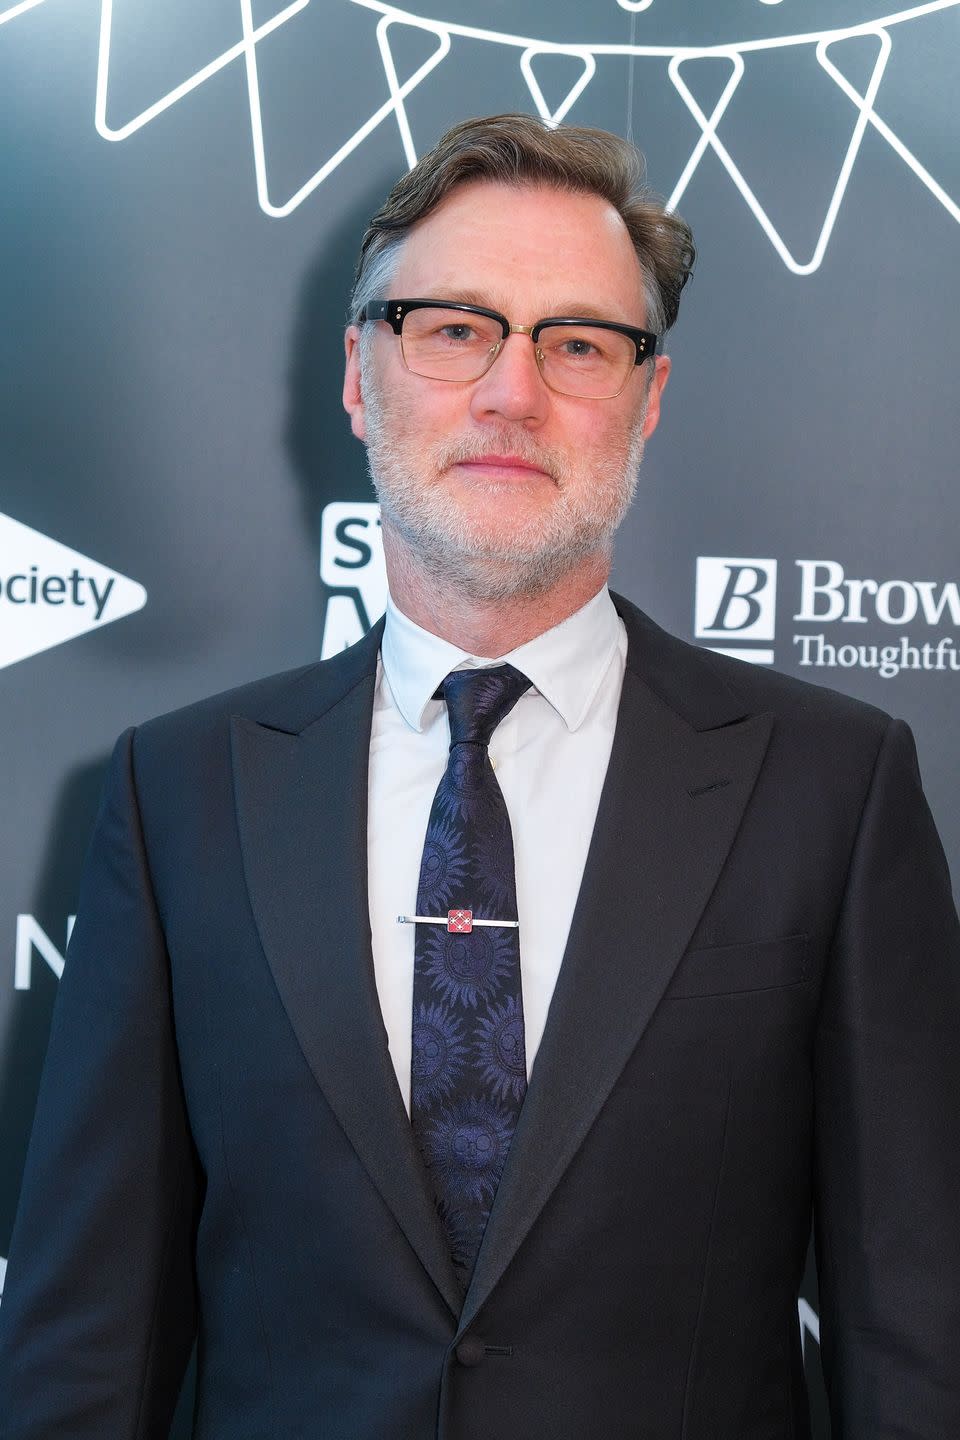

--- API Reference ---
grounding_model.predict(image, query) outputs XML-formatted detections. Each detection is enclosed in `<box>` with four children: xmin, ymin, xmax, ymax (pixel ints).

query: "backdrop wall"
<box><xmin>2</xmin><ymin>1</ymin><xmax>958</xmax><ymax>1432</ymax></box>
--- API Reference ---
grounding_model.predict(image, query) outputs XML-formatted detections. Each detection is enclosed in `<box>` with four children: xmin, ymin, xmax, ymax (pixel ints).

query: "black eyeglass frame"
<box><xmin>358</xmin><ymin>298</ymin><xmax>661</xmax><ymax>367</ymax></box>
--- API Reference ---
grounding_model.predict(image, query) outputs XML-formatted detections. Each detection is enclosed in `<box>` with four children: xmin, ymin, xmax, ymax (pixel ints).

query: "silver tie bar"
<box><xmin>397</xmin><ymin>908</ymin><xmax>518</xmax><ymax>934</ymax></box>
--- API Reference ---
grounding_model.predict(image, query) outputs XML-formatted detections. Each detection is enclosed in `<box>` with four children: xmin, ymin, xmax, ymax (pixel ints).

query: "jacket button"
<box><xmin>455</xmin><ymin>1336</ymin><xmax>486</xmax><ymax>1367</ymax></box>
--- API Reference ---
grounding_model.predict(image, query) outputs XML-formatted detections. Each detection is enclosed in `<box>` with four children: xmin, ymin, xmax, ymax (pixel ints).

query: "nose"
<box><xmin>468</xmin><ymin>331</ymin><xmax>549</xmax><ymax>426</ymax></box>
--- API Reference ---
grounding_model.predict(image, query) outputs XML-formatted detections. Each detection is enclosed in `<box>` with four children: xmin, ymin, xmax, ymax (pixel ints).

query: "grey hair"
<box><xmin>348</xmin><ymin>114</ymin><xmax>693</xmax><ymax>344</ymax></box>
<box><xmin>350</xmin><ymin>232</ymin><xmax>405</xmax><ymax>326</ymax></box>
<box><xmin>351</xmin><ymin>233</ymin><xmax>406</xmax><ymax>373</ymax></box>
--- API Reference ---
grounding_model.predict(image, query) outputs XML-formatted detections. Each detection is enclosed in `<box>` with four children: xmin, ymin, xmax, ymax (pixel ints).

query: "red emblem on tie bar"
<box><xmin>447</xmin><ymin>909</ymin><xmax>473</xmax><ymax>933</ymax></box>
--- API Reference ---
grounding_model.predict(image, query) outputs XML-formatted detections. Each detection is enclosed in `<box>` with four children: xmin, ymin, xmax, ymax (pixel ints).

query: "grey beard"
<box><xmin>363</xmin><ymin>403</ymin><xmax>648</xmax><ymax>604</ymax></box>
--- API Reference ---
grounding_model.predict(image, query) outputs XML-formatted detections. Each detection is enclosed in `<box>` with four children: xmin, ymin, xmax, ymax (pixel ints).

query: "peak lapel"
<box><xmin>231</xmin><ymin>647</ymin><xmax>461</xmax><ymax>1319</ymax></box>
<box><xmin>460</xmin><ymin>625</ymin><xmax>773</xmax><ymax>1331</ymax></box>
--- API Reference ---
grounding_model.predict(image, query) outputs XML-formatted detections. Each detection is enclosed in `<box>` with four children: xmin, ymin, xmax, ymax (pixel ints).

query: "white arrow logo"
<box><xmin>0</xmin><ymin>512</ymin><xmax>147</xmax><ymax>670</ymax></box>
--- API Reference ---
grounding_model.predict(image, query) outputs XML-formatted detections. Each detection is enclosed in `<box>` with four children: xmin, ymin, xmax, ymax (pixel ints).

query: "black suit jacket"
<box><xmin>1</xmin><ymin>594</ymin><xmax>959</xmax><ymax>1439</ymax></box>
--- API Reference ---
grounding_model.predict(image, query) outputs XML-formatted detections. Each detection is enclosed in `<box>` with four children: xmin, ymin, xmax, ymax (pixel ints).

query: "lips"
<box><xmin>453</xmin><ymin>454</ymin><xmax>552</xmax><ymax>479</ymax></box>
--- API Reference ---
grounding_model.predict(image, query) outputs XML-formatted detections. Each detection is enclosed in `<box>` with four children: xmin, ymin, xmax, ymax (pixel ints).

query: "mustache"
<box><xmin>433</xmin><ymin>432</ymin><xmax>564</xmax><ymax>481</ymax></box>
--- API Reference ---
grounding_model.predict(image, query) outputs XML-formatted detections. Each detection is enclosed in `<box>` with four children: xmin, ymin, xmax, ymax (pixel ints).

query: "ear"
<box><xmin>342</xmin><ymin>324</ymin><xmax>367</xmax><ymax>442</ymax></box>
<box><xmin>641</xmin><ymin>354</ymin><xmax>671</xmax><ymax>440</ymax></box>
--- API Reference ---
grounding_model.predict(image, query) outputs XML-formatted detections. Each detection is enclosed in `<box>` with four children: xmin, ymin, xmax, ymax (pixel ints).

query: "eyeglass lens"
<box><xmin>399</xmin><ymin>307</ymin><xmax>636</xmax><ymax>399</ymax></box>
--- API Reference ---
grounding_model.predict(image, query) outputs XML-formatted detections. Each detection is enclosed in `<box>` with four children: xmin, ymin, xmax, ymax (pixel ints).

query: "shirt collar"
<box><xmin>381</xmin><ymin>584</ymin><xmax>623</xmax><ymax>734</ymax></box>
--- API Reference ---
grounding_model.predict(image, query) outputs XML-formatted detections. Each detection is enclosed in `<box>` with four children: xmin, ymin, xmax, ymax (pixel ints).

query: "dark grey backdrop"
<box><xmin>2</xmin><ymin>1</ymin><xmax>958</xmax><ymax>1433</ymax></box>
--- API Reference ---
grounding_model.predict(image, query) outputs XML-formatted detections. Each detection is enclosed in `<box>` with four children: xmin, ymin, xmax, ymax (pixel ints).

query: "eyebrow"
<box><xmin>417</xmin><ymin>288</ymin><xmax>637</xmax><ymax>326</ymax></box>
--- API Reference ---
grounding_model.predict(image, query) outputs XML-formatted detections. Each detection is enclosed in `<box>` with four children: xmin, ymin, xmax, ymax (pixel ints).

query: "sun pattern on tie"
<box><xmin>410</xmin><ymin>664</ymin><xmax>531</xmax><ymax>1287</ymax></box>
<box><xmin>417</xmin><ymin>817</ymin><xmax>470</xmax><ymax>913</ymax></box>
<box><xmin>418</xmin><ymin>925</ymin><xmax>515</xmax><ymax>1008</ymax></box>
<box><xmin>473</xmin><ymin>996</ymin><xmax>527</xmax><ymax>1102</ymax></box>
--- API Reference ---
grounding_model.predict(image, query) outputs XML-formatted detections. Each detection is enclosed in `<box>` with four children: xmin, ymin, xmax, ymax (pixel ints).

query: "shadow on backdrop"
<box><xmin>286</xmin><ymin>187</ymin><xmax>384</xmax><ymax>562</ymax></box>
<box><xmin>0</xmin><ymin>755</ymin><xmax>110</xmax><ymax>1252</ymax></box>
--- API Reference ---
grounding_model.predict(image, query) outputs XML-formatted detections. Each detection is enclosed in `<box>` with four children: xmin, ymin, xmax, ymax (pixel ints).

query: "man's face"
<box><xmin>343</xmin><ymin>180</ymin><xmax>670</xmax><ymax>601</ymax></box>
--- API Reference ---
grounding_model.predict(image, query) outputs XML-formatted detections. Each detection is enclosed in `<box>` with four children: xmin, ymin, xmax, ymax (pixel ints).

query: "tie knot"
<box><xmin>442</xmin><ymin>664</ymin><xmax>530</xmax><ymax>748</ymax></box>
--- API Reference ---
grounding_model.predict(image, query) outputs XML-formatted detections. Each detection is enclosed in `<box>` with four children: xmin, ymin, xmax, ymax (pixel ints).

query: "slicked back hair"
<box><xmin>350</xmin><ymin>113</ymin><xmax>695</xmax><ymax>341</ymax></box>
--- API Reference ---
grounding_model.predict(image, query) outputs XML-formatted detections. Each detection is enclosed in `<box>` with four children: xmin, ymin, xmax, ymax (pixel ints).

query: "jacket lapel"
<box><xmin>459</xmin><ymin>598</ymin><xmax>773</xmax><ymax>1331</ymax></box>
<box><xmin>230</xmin><ymin>623</ymin><xmax>462</xmax><ymax>1319</ymax></box>
<box><xmin>229</xmin><ymin>596</ymin><xmax>774</xmax><ymax>1331</ymax></box>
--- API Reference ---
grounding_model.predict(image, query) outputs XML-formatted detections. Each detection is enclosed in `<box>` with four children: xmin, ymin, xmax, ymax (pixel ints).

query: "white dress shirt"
<box><xmin>367</xmin><ymin>585</ymin><xmax>627</xmax><ymax>1114</ymax></box>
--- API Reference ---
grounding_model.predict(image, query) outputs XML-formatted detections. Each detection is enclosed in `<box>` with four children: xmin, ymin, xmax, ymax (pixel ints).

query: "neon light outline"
<box><xmin>0</xmin><ymin>0</ymin><xmax>45</xmax><ymax>29</ymax></box>
<box><xmin>239</xmin><ymin>0</ymin><xmax>450</xmax><ymax>217</ymax></box>
<box><xmin>346</xmin><ymin>0</ymin><xmax>958</xmax><ymax>58</ymax></box>
<box><xmin>90</xmin><ymin>0</ymin><xmax>960</xmax><ymax>273</ymax></box>
<box><xmin>519</xmin><ymin>47</ymin><xmax>597</xmax><ymax>127</ymax></box>
<box><xmin>670</xmin><ymin>30</ymin><xmax>891</xmax><ymax>274</ymax></box>
<box><xmin>96</xmin><ymin>0</ymin><xmax>311</xmax><ymax>142</ymax></box>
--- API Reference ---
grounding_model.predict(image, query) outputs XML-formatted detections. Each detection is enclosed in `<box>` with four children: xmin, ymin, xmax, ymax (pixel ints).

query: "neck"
<box><xmin>383</xmin><ymin>529</ymin><xmax>611</xmax><ymax>656</ymax></box>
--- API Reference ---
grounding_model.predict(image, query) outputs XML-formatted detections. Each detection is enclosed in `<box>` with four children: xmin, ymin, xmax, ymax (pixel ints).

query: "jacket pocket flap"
<box><xmin>666</xmin><ymin>933</ymin><xmax>810</xmax><ymax>998</ymax></box>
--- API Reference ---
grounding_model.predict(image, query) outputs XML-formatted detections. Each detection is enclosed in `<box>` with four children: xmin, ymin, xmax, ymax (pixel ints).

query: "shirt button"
<box><xmin>455</xmin><ymin>1336</ymin><xmax>486</xmax><ymax>1367</ymax></box>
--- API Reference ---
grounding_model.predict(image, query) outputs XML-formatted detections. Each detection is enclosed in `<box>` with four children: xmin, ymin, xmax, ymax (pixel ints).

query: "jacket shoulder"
<box><xmin>614</xmin><ymin>591</ymin><xmax>893</xmax><ymax>746</ymax></box>
<box><xmin>139</xmin><ymin>660</ymin><xmax>323</xmax><ymax>741</ymax></box>
<box><xmin>130</xmin><ymin>620</ymin><xmax>383</xmax><ymax>774</ymax></box>
<box><xmin>702</xmin><ymin>639</ymin><xmax>891</xmax><ymax>732</ymax></box>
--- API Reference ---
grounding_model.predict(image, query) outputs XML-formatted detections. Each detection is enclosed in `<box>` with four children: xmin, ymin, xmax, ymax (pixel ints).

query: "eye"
<box><xmin>560</xmin><ymin>336</ymin><xmax>600</xmax><ymax>358</ymax></box>
<box><xmin>539</xmin><ymin>329</ymin><xmax>610</xmax><ymax>362</ymax></box>
<box><xmin>438</xmin><ymin>323</ymin><xmax>478</xmax><ymax>343</ymax></box>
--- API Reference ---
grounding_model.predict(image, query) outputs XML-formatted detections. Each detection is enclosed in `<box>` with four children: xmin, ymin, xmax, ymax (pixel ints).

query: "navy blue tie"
<box><xmin>410</xmin><ymin>664</ymin><xmax>531</xmax><ymax>1285</ymax></box>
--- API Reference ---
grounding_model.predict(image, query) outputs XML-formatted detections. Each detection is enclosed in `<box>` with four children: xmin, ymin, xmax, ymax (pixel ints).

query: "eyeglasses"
<box><xmin>358</xmin><ymin>298</ymin><xmax>660</xmax><ymax>400</ymax></box>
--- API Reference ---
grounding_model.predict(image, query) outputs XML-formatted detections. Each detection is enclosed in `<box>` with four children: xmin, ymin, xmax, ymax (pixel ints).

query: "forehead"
<box><xmin>389</xmin><ymin>180</ymin><xmax>648</xmax><ymax>322</ymax></box>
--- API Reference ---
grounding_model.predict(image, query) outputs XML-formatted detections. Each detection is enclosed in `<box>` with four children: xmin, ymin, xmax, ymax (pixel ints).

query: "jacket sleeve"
<box><xmin>0</xmin><ymin>727</ymin><xmax>201</xmax><ymax>1439</ymax></box>
<box><xmin>813</xmin><ymin>716</ymin><xmax>960</xmax><ymax>1438</ymax></box>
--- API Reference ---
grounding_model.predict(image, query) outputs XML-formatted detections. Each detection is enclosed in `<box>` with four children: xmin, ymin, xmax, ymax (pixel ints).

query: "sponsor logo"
<box><xmin>696</xmin><ymin>557</ymin><xmax>960</xmax><ymax>678</ymax></box>
<box><xmin>795</xmin><ymin>560</ymin><xmax>960</xmax><ymax>677</ymax></box>
<box><xmin>13</xmin><ymin>914</ymin><xmax>75</xmax><ymax>990</ymax></box>
<box><xmin>695</xmin><ymin>557</ymin><xmax>778</xmax><ymax>664</ymax></box>
<box><xmin>319</xmin><ymin>502</ymin><xmax>386</xmax><ymax>658</ymax></box>
<box><xmin>0</xmin><ymin>512</ymin><xmax>147</xmax><ymax>671</ymax></box>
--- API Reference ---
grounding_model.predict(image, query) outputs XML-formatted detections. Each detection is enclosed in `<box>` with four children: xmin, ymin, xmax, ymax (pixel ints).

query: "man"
<box><xmin>1</xmin><ymin>114</ymin><xmax>958</xmax><ymax>1439</ymax></box>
